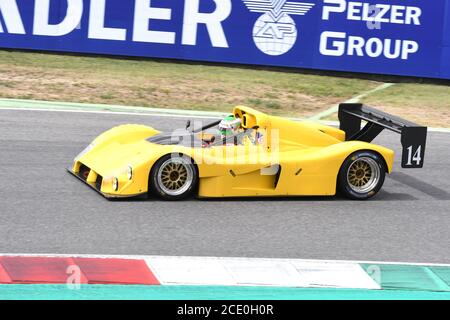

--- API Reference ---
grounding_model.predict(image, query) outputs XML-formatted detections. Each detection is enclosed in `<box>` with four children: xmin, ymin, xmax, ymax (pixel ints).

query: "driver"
<box><xmin>218</xmin><ymin>115</ymin><xmax>264</xmax><ymax>146</ymax></box>
<box><xmin>219</xmin><ymin>115</ymin><xmax>242</xmax><ymax>142</ymax></box>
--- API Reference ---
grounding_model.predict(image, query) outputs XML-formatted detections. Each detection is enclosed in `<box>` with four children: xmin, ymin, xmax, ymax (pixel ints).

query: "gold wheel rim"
<box><xmin>157</xmin><ymin>157</ymin><xmax>194</xmax><ymax>196</ymax></box>
<box><xmin>160</xmin><ymin>162</ymin><xmax>188</xmax><ymax>191</ymax></box>
<box><xmin>348</xmin><ymin>160</ymin><xmax>372</xmax><ymax>187</ymax></box>
<box><xmin>346</xmin><ymin>157</ymin><xmax>381</xmax><ymax>193</ymax></box>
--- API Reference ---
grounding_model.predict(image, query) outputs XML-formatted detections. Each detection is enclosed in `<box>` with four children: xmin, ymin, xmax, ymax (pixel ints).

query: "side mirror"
<box><xmin>185</xmin><ymin>120</ymin><xmax>191</xmax><ymax>131</ymax></box>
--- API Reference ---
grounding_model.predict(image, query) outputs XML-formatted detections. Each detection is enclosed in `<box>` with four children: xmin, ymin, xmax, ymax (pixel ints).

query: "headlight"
<box><xmin>74</xmin><ymin>143</ymin><xmax>95</xmax><ymax>161</ymax></box>
<box><xmin>112</xmin><ymin>177</ymin><xmax>118</xmax><ymax>191</ymax></box>
<box><xmin>127</xmin><ymin>166</ymin><xmax>133</xmax><ymax>180</ymax></box>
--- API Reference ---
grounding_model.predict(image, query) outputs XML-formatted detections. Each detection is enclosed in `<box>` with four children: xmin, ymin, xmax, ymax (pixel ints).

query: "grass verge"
<box><xmin>362</xmin><ymin>83</ymin><xmax>450</xmax><ymax>127</ymax></box>
<box><xmin>323</xmin><ymin>83</ymin><xmax>450</xmax><ymax>127</ymax></box>
<box><xmin>0</xmin><ymin>50</ymin><xmax>377</xmax><ymax>118</ymax></box>
<box><xmin>0</xmin><ymin>50</ymin><xmax>449</xmax><ymax>127</ymax></box>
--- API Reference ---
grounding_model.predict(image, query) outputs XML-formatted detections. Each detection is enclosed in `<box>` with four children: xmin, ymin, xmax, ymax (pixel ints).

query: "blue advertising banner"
<box><xmin>0</xmin><ymin>0</ymin><xmax>448</xmax><ymax>79</ymax></box>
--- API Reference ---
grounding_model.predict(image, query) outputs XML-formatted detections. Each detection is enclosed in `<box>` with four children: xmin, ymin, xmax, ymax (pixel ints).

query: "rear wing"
<box><xmin>338</xmin><ymin>103</ymin><xmax>427</xmax><ymax>168</ymax></box>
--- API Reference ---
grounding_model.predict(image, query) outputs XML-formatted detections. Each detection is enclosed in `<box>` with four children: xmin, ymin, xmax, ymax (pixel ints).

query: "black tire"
<box><xmin>149</xmin><ymin>154</ymin><xmax>198</xmax><ymax>200</ymax></box>
<box><xmin>337</xmin><ymin>151</ymin><xmax>386</xmax><ymax>200</ymax></box>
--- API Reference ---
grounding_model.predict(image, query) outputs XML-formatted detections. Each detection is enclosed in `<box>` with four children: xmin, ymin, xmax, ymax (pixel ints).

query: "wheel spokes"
<box><xmin>160</xmin><ymin>161</ymin><xmax>190</xmax><ymax>191</ymax></box>
<box><xmin>348</xmin><ymin>160</ymin><xmax>373</xmax><ymax>188</ymax></box>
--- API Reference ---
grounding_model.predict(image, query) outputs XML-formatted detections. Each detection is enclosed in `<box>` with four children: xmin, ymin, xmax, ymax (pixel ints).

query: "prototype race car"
<box><xmin>68</xmin><ymin>104</ymin><xmax>427</xmax><ymax>200</ymax></box>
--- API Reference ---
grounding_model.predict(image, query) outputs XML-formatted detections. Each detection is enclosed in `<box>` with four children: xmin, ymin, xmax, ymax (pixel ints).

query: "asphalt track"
<box><xmin>0</xmin><ymin>109</ymin><xmax>449</xmax><ymax>263</ymax></box>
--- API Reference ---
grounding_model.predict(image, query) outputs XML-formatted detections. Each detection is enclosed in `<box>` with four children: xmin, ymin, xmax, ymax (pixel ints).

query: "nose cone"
<box><xmin>80</xmin><ymin>140</ymin><xmax>149</xmax><ymax>176</ymax></box>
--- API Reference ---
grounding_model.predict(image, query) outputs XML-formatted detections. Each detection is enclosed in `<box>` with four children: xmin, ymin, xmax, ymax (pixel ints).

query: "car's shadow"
<box><xmin>374</xmin><ymin>191</ymin><xmax>418</xmax><ymax>201</ymax></box>
<box><xmin>107</xmin><ymin>171</ymin><xmax>448</xmax><ymax>203</ymax></box>
<box><xmin>108</xmin><ymin>190</ymin><xmax>416</xmax><ymax>202</ymax></box>
<box><xmin>388</xmin><ymin>172</ymin><xmax>450</xmax><ymax>200</ymax></box>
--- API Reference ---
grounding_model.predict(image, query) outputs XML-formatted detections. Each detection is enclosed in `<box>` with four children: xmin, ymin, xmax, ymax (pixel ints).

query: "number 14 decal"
<box><xmin>406</xmin><ymin>145</ymin><xmax>422</xmax><ymax>166</ymax></box>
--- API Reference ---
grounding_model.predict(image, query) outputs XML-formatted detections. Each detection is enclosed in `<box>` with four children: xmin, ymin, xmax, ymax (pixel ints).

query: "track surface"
<box><xmin>0</xmin><ymin>109</ymin><xmax>449</xmax><ymax>263</ymax></box>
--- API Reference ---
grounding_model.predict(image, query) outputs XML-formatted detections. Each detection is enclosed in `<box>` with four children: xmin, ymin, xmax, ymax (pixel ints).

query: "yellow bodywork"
<box><xmin>69</xmin><ymin>106</ymin><xmax>394</xmax><ymax>198</ymax></box>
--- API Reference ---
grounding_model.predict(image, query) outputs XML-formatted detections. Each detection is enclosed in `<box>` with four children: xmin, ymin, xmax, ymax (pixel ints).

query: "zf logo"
<box><xmin>255</xmin><ymin>22</ymin><xmax>296</xmax><ymax>40</ymax></box>
<box><xmin>242</xmin><ymin>0</ymin><xmax>315</xmax><ymax>56</ymax></box>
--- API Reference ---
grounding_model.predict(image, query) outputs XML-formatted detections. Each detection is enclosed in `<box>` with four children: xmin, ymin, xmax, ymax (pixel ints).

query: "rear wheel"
<box><xmin>337</xmin><ymin>151</ymin><xmax>386</xmax><ymax>200</ymax></box>
<box><xmin>149</xmin><ymin>154</ymin><xmax>198</xmax><ymax>200</ymax></box>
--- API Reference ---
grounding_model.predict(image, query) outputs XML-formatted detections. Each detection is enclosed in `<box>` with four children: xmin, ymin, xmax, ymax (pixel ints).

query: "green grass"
<box><xmin>323</xmin><ymin>83</ymin><xmax>450</xmax><ymax>127</ymax></box>
<box><xmin>0</xmin><ymin>50</ymin><xmax>378</xmax><ymax>118</ymax></box>
<box><xmin>0</xmin><ymin>50</ymin><xmax>449</xmax><ymax>126</ymax></box>
<box><xmin>362</xmin><ymin>83</ymin><xmax>450</xmax><ymax>127</ymax></box>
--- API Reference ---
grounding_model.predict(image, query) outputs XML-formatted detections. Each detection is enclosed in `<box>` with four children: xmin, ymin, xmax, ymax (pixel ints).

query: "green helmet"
<box><xmin>219</xmin><ymin>115</ymin><xmax>242</xmax><ymax>136</ymax></box>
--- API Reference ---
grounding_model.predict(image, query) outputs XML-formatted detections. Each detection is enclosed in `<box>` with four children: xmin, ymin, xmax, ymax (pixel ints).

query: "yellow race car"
<box><xmin>68</xmin><ymin>104</ymin><xmax>427</xmax><ymax>200</ymax></box>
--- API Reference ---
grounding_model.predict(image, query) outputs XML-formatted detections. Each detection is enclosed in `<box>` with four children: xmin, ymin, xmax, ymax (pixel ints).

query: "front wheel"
<box><xmin>337</xmin><ymin>151</ymin><xmax>386</xmax><ymax>200</ymax></box>
<box><xmin>149</xmin><ymin>154</ymin><xmax>198</xmax><ymax>200</ymax></box>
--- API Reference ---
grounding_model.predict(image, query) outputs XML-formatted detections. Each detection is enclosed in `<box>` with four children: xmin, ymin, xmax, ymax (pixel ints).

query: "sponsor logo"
<box><xmin>242</xmin><ymin>0</ymin><xmax>315</xmax><ymax>56</ymax></box>
<box><xmin>0</xmin><ymin>1</ymin><xmax>431</xmax><ymax>64</ymax></box>
<box><xmin>320</xmin><ymin>0</ymin><xmax>422</xmax><ymax>60</ymax></box>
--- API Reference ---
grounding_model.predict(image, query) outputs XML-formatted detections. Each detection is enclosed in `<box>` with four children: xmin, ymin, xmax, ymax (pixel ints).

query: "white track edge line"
<box><xmin>0</xmin><ymin>107</ymin><xmax>221</xmax><ymax>120</ymax></box>
<box><xmin>0</xmin><ymin>107</ymin><xmax>449</xmax><ymax>133</ymax></box>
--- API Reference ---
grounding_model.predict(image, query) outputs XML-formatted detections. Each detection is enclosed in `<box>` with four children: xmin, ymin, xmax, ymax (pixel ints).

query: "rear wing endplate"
<box><xmin>338</xmin><ymin>103</ymin><xmax>427</xmax><ymax>168</ymax></box>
